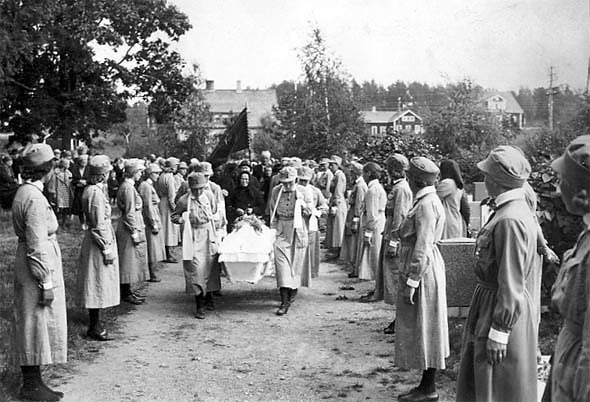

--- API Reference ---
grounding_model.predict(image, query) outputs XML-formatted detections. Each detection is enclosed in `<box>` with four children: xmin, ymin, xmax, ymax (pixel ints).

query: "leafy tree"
<box><xmin>251</xmin><ymin>113</ymin><xmax>284</xmax><ymax>158</ymax></box>
<box><xmin>0</xmin><ymin>0</ymin><xmax>193</xmax><ymax>148</ymax></box>
<box><xmin>274</xmin><ymin>28</ymin><xmax>366</xmax><ymax>159</ymax></box>
<box><xmin>424</xmin><ymin>80</ymin><xmax>513</xmax><ymax>184</ymax></box>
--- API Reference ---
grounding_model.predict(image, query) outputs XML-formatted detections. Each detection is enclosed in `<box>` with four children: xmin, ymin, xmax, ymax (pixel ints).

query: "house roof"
<box><xmin>482</xmin><ymin>91</ymin><xmax>524</xmax><ymax>114</ymax></box>
<box><xmin>204</xmin><ymin>89</ymin><xmax>277</xmax><ymax>128</ymax></box>
<box><xmin>361</xmin><ymin>109</ymin><xmax>422</xmax><ymax>124</ymax></box>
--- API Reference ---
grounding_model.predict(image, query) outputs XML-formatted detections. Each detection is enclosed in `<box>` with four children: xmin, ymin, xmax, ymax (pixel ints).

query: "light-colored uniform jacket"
<box><xmin>78</xmin><ymin>183</ymin><xmax>120</xmax><ymax>308</ymax></box>
<box><xmin>12</xmin><ymin>182</ymin><xmax>67</xmax><ymax>365</ymax></box>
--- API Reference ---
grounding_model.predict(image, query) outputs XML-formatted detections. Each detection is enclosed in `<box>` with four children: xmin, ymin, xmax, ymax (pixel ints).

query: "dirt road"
<box><xmin>53</xmin><ymin>259</ymin><xmax>455</xmax><ymax>402</ymax></box>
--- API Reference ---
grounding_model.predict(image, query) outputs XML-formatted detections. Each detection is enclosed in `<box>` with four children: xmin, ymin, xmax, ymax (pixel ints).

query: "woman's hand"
<box><xmin>39</xmin><ymin>288</ymin><xmax>55</xmax><ymax>307</ymax></box>
<box><xmin>486</xmin><ymin>338</ymin><xmax>507</xmax><ymax>365</ymax></box>
<box><xmin>542</xmin><ymin>246</ymin><xmax>560</xmax><ymax>265</ymax></box>
<box><xmin>405</xmin><ymin>285</ymin><xmax>415</xmax><ymax>305</ymax></box>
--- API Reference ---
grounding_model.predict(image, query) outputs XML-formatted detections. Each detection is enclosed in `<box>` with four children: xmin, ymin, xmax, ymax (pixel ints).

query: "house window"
<box><xmin>371</xmin><ymin>126</ymin><xmax>378</xmax><ymax>135</ymax></box>
<box><xmin>379</xmin><ymin>126</ymin><xmax>386</xmax><ymax>134</ymax></box>
<box><xmin>414</xmin><ymin>125</ymin><xmax>421</xmax><ymax>134</ymax></box>
<box><xmin>402</xmin><ymin>115</ymin><xmax>415</xmax><ymax>122</ymax></box>
<box><xmin>396</xmin><ymin>125</ymin><xmax>403</xmax><ymax>131</ymax></box>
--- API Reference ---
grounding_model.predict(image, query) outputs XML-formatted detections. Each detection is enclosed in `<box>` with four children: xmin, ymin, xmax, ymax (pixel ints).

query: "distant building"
<box><xmin>361</xmin><ymin>107</ymin><xmax>424</xmax><ymax>137</ymax></box>
<box><xmin>203</xmin><ymin>80</ymin><xmax>277</xmax><ymax>139</ymax></box>
<box><xmin>482</xmin><ymin>91</ymin><xmax>525</xmax><ymax>129</ymax></box>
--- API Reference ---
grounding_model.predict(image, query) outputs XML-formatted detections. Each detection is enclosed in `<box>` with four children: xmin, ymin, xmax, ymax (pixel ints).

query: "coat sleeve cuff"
<box><xmin>406</xmin><ymin>278</ymin><xmax>420</xmax><ymax>288</ymax></box>
<box><xmin>131</xmin><ymin>232</ymin><xmax>140</xmax><ymax>241</ymax></box>
<box><xmin>102</xmin><ymin>246</ymin><xmax>113</xmax><ymax>256</ymax></box>
<box><xmin>488</xmin><ymin>327</ymin><xmax>510</xmax><ymax>344</ymax></box>
<box><xmin>41</xmin><ymin>281</ymin><xmax>53</xmax><ymax>290</ymax></box>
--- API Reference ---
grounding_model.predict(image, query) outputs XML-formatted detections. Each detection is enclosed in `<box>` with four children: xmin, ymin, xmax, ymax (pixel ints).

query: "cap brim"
<box><xmin>476</xmin><ymin>157</ymin><xmax>493</xmax><ymax>174</ymax></box>
<box><xmin>551</xmin><ymin>155</ymin><xmax>566</xmax><ymax>173</ymax></box>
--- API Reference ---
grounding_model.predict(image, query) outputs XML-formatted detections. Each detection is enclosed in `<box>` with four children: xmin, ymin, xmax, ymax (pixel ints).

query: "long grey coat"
<box><xmin>139</xmin><ymin>179</ymin><xmax>165</xmax><ymax>264</ymax></box>
<box><xmin>12</xmin><ymin>182</ymin><xmax>67</xmax><ymax>365</ymax></box>
<box><xmin>116</xmin><ymin>179</ymin><xmax>148</xmax><ymax>284</ymax></box>
<box><xmin>395</xmin><ymin>187</ymin><xmax>449</xmax><ymax>370</ymax></box>
<box><xmin>78</xmin><ymin>183</ymin><xmax>120</xmax><ymax>309</ymax></box>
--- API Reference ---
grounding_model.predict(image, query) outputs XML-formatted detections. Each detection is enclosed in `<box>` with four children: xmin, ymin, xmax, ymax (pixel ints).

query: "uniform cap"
<box><xmin>88</xmin><ymin>155</ymin><xmax>112</xmax><ymax>175</ymax></box>
<box><xmin>386</xmin><ymin>153</ymin><xmax>409</xmax><ymax>172</ymax></box>
<box><xmin>279</xmin><ymin>166</ymin><xmax>298</xmax><ymax>182</ymax></box>
<box><xmin>124</xmin><ymin>158</ymin><xmax>145</xmax><ymax>175</ymax></box>
<box><xmin>178</xmin><ymin>161</ymin><xmax>189</xmax><ymax>170</ymax></box>
<box><xmin>477</xmin><ymin>145</ymin><xmax>530</xmax><ymax>189</ymax></box>
<box><xmin>552</xmin><ymin>135</ymin><xmax>590</xmax><ymax>193</ymax></box>
<box><xmin>165</xmin><ymin>157</ymin><xmax>180</xmax><ymax>168</ymax></box>
<box><xmin>297</xmin><ymin>166</ymin><xmax>314</xmax><ymax>180</ymax></box>
<box><xmin>319</xmin><ymin>158</ymin><xmax>331</xmax><ymax>166</ymax></box>
<box><xmin>408</xmin><ymin>156</ymin><xmax>439</xmax><ymax>185</ymax></box>
<box><xmin>188</xmin><ymin>172</ymin><xmax>208</xmax><ymax>189</ymax></box>
<box><xmin>329</xmin><ymin>155</ymin><xmax>342</xmax><ymax>167</ymax></box>
<box><xmin>21</xmin><ymin>143</ymin><xmax>55</xmax><ymax>167</ymax></box>
<box><xmin>147</xmin><ymin>163</ymin><xmax>162</xmax><ymax>174</ymax></box>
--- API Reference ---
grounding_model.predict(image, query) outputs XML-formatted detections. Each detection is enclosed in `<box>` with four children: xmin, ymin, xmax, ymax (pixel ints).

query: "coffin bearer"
<box><xmin>546</xmin><ymin>137</ymin><xmax>590</xmax><ymax>402</ymax></box>
<box><xmin>376</xmin><ymin>154</ymin><xmax>412</xmax><ymax>333</ymax></box>
<box><xmin>139</xmin><ymin>163</ymin><xmax>166</xmax><ymax>282</ymax></box>
<box><xmin>456</xmin><ymin>146</ymin><xmax>538</xmax><ymax>402</ymax></box>
<box><xmin>12</xmin><ymin>143</ymin><xmax>67</xmax><ymax>401</ymax></box>
<box><xmin>157</xmin><ymin>157</ymin><xmax>180</xmax><ymax>262</ymax></box>
<box><xmin>268</xmin><ymin>167</ymin><xmax>311</xmax><ymax>315</ymax></box>
<box><xmin>78</xmin><ymin>155</ymin><xmax>120</xmax><ymax>341</ymax></box>
<box><xmin>116</xmin><ymin>159</ymin><xmax>149</xmax><ymax>305</ymax></box>
<box><xmin>171</xmin><ymin>173</ymin><xmax>218</xmax><ymax>319</ymax></box>
<box><xmin>325</xmin><ymin>155</ymin><xmax>347</xmax><ymax>260</ymax></box>
<box><xmin>396</xmin><ymin>157</ymin><xmax>448</xmax><ymax>402</ymax></box>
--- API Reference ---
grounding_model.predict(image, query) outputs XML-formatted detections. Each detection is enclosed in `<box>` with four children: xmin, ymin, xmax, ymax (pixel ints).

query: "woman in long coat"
<box><xmin>78</xmin><ymin>155</ymin><xmax>120</xmax><ymax>341</ymax></box>
<box><xmin>547</xmin><ymin>137</ymin><xmax>590</xmax><ymax>402</ymax></box>
<box><xmin>139</xmin><ymin>163</ymin><xmax>166</xmax><ymax>282</ymax></box>
<box><xmin>171</xmin><ymin>172</ymin><xmax>218</xmax><ymax>319</ymax></box>
<box><xmin>269</xmin><ymin>167</ymin><xmax>310</xmax><ymax>315</ymax></box>
<box><xmin>340</xmin><ymin>162</ymin><xmax>366</xmax><ymax>276</ymax></box>
<box><xmin>395</xmin><ymin>156</ymin><xmax>449</xmax><ymax>402</ymax></box>
<box><xmin>116</xmin><ymin>159</ymin><xmax>149</xmax><ymax>305</ymax></box>
<box><xmin>375</xmin><ymin>154</ymin><xmax>413</xmax><ymax>333</ymax></box>
<box><xmin>156</xmin><ymin>157</ymin><xmax>179</xmax><ymax>262</ymax></box>
<box><xmin>436</xmin><ymin>159</ymin><xmax>466</xmax><ymax>239</ymax></box>
<box><xmin>356</xmin><ymin>162</ymin><xmax>387</xmax><ymax>280</ymax></box>
<box><xmin>326</xmin><ymin>155</ymin><xmax>347</xmax><ymax>260</ymax></box>
<box><xmin>456</xmin><ymin>146</ymin><xmax>538</xmax><ymax>402</ymax></box>
<box><xmin>12</xmin><ymin>144</ymin><xmax>66</xmax><ymax>401</ymax></box>
<box><xmin>298</xmin><ymin>166</ymin><xmax>328</xmax><ymax>287</ymax></box>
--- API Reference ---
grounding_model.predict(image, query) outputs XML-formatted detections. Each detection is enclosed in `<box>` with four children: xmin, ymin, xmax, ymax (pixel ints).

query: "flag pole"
<box><xmin>245</xmin><ymin>102</ymin><xmax>251</xmax><ymax>163</ymax></box>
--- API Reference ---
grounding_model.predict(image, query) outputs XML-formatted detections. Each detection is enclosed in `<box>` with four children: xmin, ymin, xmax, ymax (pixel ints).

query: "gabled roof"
<box><xmin>204</xmin><ymin>89</ymin><xmax>277</xmax><ymax>127</ymax></box>
<box><xmin>361</xmin><ymin>108</ymin><xmax>422</xmax><ymax>124</ymax></box>
<box><xmin>482</xmin><ymin>91</ymin><xmax>524</xmax><ymax>114</ymax></box>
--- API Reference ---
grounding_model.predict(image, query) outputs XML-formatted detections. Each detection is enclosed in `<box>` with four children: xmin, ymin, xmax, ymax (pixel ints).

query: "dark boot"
<box><xmin>20</xmin><ymin>366</ymin><xmax>62</xmax><ymax>401</ymax></box>
<box><xmin>276</xmin><ymin>287</ymin><xmax>290</xmax><ymax>316</ymax></box>
<box><xmin>121</xmin><ymin>284</ymin><xmax>144</xmax><ymax>305</ymax></box>
<box><xmin>148</xmin><ymin>264</ymin><xmax>161</xmax><ymax>282</ymax></box>
<box><xmin>288</xmin><ymin>288</ymin><xmax>298</xmax><ymax>305</ymax></box>
<box><xmin>86</xmin><ymin>309</ymin><xmax>113</xmax><ymax>341</ymax></box>
<box><xmin>204</xmin><ymin>292</ymin><xmax>215</xmax><ymax>311</ymax></box>
<box><xmin>165</xmin><ymin>246</ymin><xmax>178</xmax><ymax>263</ymax></box>
<box><xmin>195</xmin><ymin>294</ymin><xmax>205</xmax><ymax>319</ymax></box>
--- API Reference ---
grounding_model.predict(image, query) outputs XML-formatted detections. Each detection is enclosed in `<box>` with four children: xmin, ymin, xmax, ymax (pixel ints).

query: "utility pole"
<box><xmin>547</xmin><ymin>66</ymin><xmax>558</xmax><ymax>130</ymax></box>
<box><xmin>585</xmin><ymin>56</ymin><xmax>590</xmax><ymax>96</ymax></box>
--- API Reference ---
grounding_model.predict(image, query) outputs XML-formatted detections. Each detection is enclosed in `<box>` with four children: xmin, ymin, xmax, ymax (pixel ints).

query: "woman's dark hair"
<box><xmin>439</xmin><ymin>159</ymin><xmax>464</xmax><ymax>189</ymax></box>
<box><xmin>89</xmin><ymin>173</ymin><xmax>106</xmax><ymax>185</ymax></box>
<box><xmin>363</xmin><ymin>162</ymin><xmax>382</xmax><ymax>181</ymax></box>
<box><xmin>21</xmin><ymin>160</ymin><xmax>54</xmax><ymax>181</ymax></box>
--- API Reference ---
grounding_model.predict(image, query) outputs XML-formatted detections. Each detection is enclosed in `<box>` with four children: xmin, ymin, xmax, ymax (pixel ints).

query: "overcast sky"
<box><xmin>169</xmin><ymin>0</ymin><xmax>590</xmax><ymax>91</ymax></box>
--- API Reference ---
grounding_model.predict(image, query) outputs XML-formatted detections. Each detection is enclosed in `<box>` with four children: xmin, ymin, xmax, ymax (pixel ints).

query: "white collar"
<box><xmin>26</xmin><ymin>180</ymin><xmax>44</xmax><ymax>192</ymax></box>
<box><xmin>368</xmin><ymin>179</ymin><xmax>380</xmax><ymax>188</ymax></box>
<box><xmin>145</xmin><ymin>178</ymin><xmax>153</xmax><ymax>185</ymax></box>
<box><xmin>355</xmin><ymin>176</ymin><xmax>365</xmax><ymax>185</ymax></box>
<box><xmin>583</xmin><ymin>213</ymin><xmax>590</xmax><ymax>230</ymax></box>
<box><xmin>125</xmin><ymin>178</ymin><xmax>135</xmax><ymax>185</ymax></box>
<box><xmin>494</xmin><ymin>188</ymin><xmax>525</xmax><ymax>208</ymax></box>
<box><xmin>415</xmin><ymin>185</ymin><xmax>436</xmax><ymax>200</ymax></box>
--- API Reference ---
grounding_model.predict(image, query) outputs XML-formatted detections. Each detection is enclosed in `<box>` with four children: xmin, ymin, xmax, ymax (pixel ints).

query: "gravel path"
<box><xmin>56</xmin><ymin>258</ymin><xmax>455</xmax><ymax>402</ymax></box>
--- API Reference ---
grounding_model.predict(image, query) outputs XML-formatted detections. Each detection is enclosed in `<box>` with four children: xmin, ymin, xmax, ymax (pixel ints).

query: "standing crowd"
<box><xmin>4</xmin><ymin>138</ymin><xmax>590</xmax><ymax>401</ymax></box>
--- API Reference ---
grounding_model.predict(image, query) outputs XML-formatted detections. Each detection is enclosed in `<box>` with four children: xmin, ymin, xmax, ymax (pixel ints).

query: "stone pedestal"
<box><xmin>474</xmin><ymin>182</ymin><xmax>488</xmax><ymax>201</ymax></box>
<box><xmin>438</xmin><ymin>238</ymin><xmax>477</xmax><ymax>316</ymax></box>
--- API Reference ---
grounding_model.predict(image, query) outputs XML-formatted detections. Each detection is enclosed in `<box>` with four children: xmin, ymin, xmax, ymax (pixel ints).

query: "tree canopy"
<box><xmin>0</xmin><ymin>0</ymin><xmax>194</xmax><ymax>147</ymax></box>
<box><xmin>274</xmin><ymin>28</ymin><xmax>366</xmax><ymax>159</ymax></box>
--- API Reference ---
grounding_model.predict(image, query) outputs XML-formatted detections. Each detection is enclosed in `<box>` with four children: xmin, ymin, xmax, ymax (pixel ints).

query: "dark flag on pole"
<box><xmin>207</xmin><ymin>107</ymin><xmax>249</xmax><ymax>167</ymax></box>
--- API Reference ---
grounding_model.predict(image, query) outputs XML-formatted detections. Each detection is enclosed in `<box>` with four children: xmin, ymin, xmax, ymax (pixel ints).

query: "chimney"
<box><xmin>236</xmin><ymin>80</ymin><xmax>242</xmax><ymax>93</ymax></box>
<box><xmin>205</xmin><ymin>80</ymin><xmax>214</xmax><ymax>91</ymax></box>
<box><xmin>372</xmin><ymin>106</ymin><xmax>376</xmax><ymax>112</ymax></box>
<box><xmin>397</xmin><ymin>97</ymin><xmax>402</xmax><ymax>112</ymax></box>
